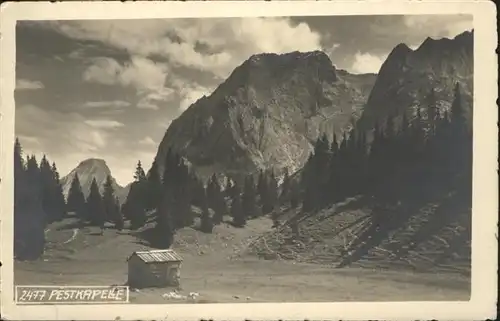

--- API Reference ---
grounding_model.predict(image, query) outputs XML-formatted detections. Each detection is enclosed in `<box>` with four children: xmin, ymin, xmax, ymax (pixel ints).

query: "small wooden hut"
<box><xmin>127</xmin><ymin>249</ymin><xmax>183</xmax><ymax>289</ymax></box>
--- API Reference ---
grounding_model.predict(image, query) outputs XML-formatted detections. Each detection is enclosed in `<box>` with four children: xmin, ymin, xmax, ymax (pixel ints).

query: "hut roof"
<box><xmin>129</xmin><ymin>249</ymin><xmax>183</xmax><ymax>263</ymax></box>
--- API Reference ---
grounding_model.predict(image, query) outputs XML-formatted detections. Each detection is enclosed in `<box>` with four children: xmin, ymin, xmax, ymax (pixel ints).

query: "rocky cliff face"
<box><xmin>356</xmin><ymin>30</ymin><xmax>473</xmax><ymax>133</ymax></box>
<box><xmin>153</xmin><ymin>51</ymin><xmax>377</xmax><ymax>182</ymax></box>
<box><xmin>60</xmin><ymin>158</ymin><xmax>129</xmax><ymax>204</ymax></box>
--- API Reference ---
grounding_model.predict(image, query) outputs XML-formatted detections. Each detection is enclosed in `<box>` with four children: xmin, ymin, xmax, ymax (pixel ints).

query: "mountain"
<box><xmin>153</xmin><ymin>50</ymin><xmax>377</xmax><ymax>182</ymax></box>
<box><xmin>60</xmin><ymin>158</ymin><xmax>130</xmax><ymax>204</ymax></box>
<box><xmin>356</xmin><ymin>30</ymin><xmax>473</xmax><ymax>133</ymax></box>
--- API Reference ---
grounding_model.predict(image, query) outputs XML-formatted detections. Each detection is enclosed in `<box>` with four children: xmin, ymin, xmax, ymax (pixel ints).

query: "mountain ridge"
<box><xmin>356</xmin><ymin>30</ymin><xmax>473</xmax><ymax>133</ymax></box>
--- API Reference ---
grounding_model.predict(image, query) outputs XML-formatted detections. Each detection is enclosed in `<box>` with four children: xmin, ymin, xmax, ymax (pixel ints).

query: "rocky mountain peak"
<box><xmin>153</xmin><ymin>50</ymin><xmax>376</xmax><ymax>183</ymax></box>
<box><xmin>356</xmin><ymin>30</ymin><xmax>473</xmax><ymax>134</ymax></box>
<box><xmin>76</xmin><ymin>158</ymin><xmax>110</xmax><ymax>171</ymax></box>
<box><xmin>60</xmin><ymin>158</ymin><xmax>129</xmax><ymax>204</ymax></box>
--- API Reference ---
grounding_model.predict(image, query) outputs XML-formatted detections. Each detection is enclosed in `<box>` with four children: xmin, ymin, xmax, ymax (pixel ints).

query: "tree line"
<box><xmin>300</xmin><ymin>83</ymin><xmax>472</xmax><ymax>213</ymax></box>
<box><xmin>14</xmin><ymin>140</ymin><xmax>67</xmax><ymax>259</ymax></box>
<box><xmin>121</xmin><ymin>83</ymin><xmax>471</xmax><ymax>249</ymax></box>
<box><xmin>121</xmin><ymin>150</ymin><xmax>292</xmax><ymax>248</ymax></box>
<box><xmin>14</xmin><ymin>82</ymin><xmax>470</xmax><ymax>257</ymax></box>
<box><xmin>14</xmin><ymin>140</ymin><xmax>128</xmax><ymax>259</ymax></box>
<box><xmin>66</xmin><ymin>173</ymin><xmax>123</xmax><ymax>230</ymax></box>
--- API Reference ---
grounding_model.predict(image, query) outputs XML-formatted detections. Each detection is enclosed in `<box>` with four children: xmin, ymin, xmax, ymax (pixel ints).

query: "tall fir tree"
<box><xmin>200</xmin><ymin>188</ymin><xmax>214</xmax><ymax>233</ymax></box>
<box><xmin>51</xmin><ymin>162</ymin><xmax>67</xmax><ymax>221</ymax></box>
<box><xmin>113</xmin><ymin>197</ymin><xmax>124</xmax><ymax>231</ymax></box>
<box><xmin>290</xmin><ymin>179</ymin><xmax>301</xmax><ymax>209</ymax></box>
<box><xmin>123</xmin><ymin>181</ymin><xmax>147</xmax><ymax>230</ymax></box>
<box><xmin>268</xmin><ymin>171</ymin><xmax>279</xmax><ymax>211</ymax></box>
<box><xmin>67</xmin><ymin>173</ymin><xmax>86</xmax><ymax>220</ymax></box>
<box><xmin>426</xmin><ymin>88</ymin><xmax>440</xmax><ymax>135</ymax></box>
<box><xmin>102</xmin><ymin>175</ymin><xmax>120</xmax><ymax>227</ymax></box>
<box><xmin>207</xmin><ymin>174</ymin><xmax>227</xmax><ymax>224</ymax></box>
<box><xmin>257</xmin><ymin>170</ymin><xmax>272</xmax><ymax>214</ymax></box>
<box><xmin>279</xmin><ymin>167</ymin><xmax>291</xmax><ymax>205</ymax></box>
<box><xmin>230</xmin><ymin>183</ymin><xmax>245</xmax><ymax>227</ymax></box>
<box><xmin>134</xmin><ymin>161</ymin><xmax>147</xmax><ymax>181</ymax></box>
<box><xmin>450</xmin><ymin>82</ymin><xmax>469</xmax><ymax>136</ymax></box>
<box><xmin>123</xmin><ymin>162</ymin><xmax>148</xmax><ymax>229</ymax></box>
<box><xmin>155</xmin><ymin>188</ymin><xmax>175</xmax><ymax>248</ymax></box>
<box><xmin>39</xmin><ymin>155</ymin><xmax>54</xmax><ymax>223</ymax></box>
<box><xmin>146</xmin><ymin>160</ymin><xmax>162</xmax><ymax>211</ymax></box>
<box><xmin>14</xmin><ymin>142</ymin><xmax>46</xmax><ymax>260</ymax></box>
<box><xmin>86</xmin><ymin>178</ymin><xmax>106</xmax><ymax>228</ymax></box>
<box><xmin>242</xmin><ymin>174</ymin><xmax>258</xmax><ymax>219</ymax></box>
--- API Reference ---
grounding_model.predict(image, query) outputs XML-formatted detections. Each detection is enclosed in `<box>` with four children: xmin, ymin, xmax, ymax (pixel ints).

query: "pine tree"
<box><xmin>207</xmin><ymin>174</ymin><xmax>226</xmax><ymax>224</ymax></box>
<box><xmin>268</xmin><ymin>171</ymin><xmax>279</xmax><ymax>211</ymax></box>
<box><xmin>327</xmin><ymin>133</ymin><xmax>340</xmax><ymax>202</ymax></box>
<box><xmin>25</xmin><ymin>155</ymin><xmax>40</xmax><ymax>189</ymax></box>
<box><xmin>114</xmin><ymin>197</ymin><xmax>124</xmax><ymax>231</ymax></box>
<box><xmin>200</xmin><ymin>188</ymin><xmax>214</xmax><ymax>233</ymax></box>
<box><xmin>290</xmin><ymin>180</ymin><xmax>300</xmax><ymax>208</ymax></box>
<box><xmin>411</xmin><ymin>107</ymin><xmax>427</xmax><ymax>156</ymax></box>
<box><xmin>86</xmin><ymin>178</ymin><xmax>105</xmax><ymax>228</ymax></box>
<box><xmin>67</xmin><ymin>173</ymin><xmax>86</xmax><ymax>220</ymax></box>
<box><xmin>14</xmin><ymin>138</ymin><xmax>25</xmax><ymax>209</ymax></box>
<box><xmin>123</xmin><ymin>161</ymin><xmax>149</xmax><ymax>229</ymax></box>
<box><xmin>279</xmin><ymin>167</ymin><xmax>291</xmax><ymax>205</ymax></box>
<box><xmin>426</xmin><ymin>88</ymin><xmax>440</xmax><ymax>135</ymax></box>
<box><xmin>155</xmin><ymin>188</ymin><xmax>175</xmax><ymax>248</ymax></box>
<box><xmin>14</xmin><ymin>138</ymin><xmax>25</xmax><ymax>174</ymax></box>
<box><xmin>230</xmin><ymin>183</ymin><xmax>245</xmax><ymax>227</ymax></box>
<box><xmin>102</xmin><ymin>175</ymin><xmax>119</xmax><ymax>226</ymax></box>
<box><xmin>134</xmin><ymin>161</ymin><xmax>147</xmax><ymax>182</ymax></box>
<box><xmin>450</xmin><ymin>83</ymin><xmax>468</xmax><ymax>136</ymax></box>
<box><xmin>51</xmin><ymin>162</ymin><xmax>67</xmax><ymax>221</ymax></box>
<box><xmin>176</xmin><ymin>158</ymin><xmax>194</xmax><ymax>228</ymax></box>
<box><xmin>14</xmin><ymin>147</ymin><xmax>46</xmax><ymax>260</ymax></box>
<box><xmin>124</xmin><ymin>181</ymin><xmax>147</xmax><ymax>230</ymax></box>
<box><xmin>146</xmin><ymin>160</ymin><xmax>162</xmax><ymax>211</ymax></box>
<box><xmin>257</xmin><ymin>170</ymin><xmax>272</xmax><ymax>214</ymax></box>
<box><xmin>242</xmin><ymin>174</ymin><xmax>258</xmax><ymax>219</ymax></box>
<box><xmin>449</xmin><ymin>82</ymin><xmax>471</xmax><ymax>176</ymax></box>
<box><xmin>39</xmin><ymin>155</ymin><xmax>54</xmax><ymax>223</ymax></box>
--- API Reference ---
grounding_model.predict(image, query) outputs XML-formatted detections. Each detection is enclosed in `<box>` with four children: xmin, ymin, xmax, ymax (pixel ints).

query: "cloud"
<box><xmin>350</xmin><ymin>52</ymin><xmax>387</xmax><ymax>74</ymax></box>
<box><xmin>83</xmin><ymin>56</ymin><xmax>171</xmax><ymax>110</ymax></box>
<box><xmin>84</xmin><ymin>119</ymin><xmax>125</xmax><ymax>129</ymax></box>
<box><xmin>47</xmin><ymin>18</ymin><xmax>322</xmax><ymax>79</ymax></box>
<box><xmin>16</xmin><ymin>79</ymin><xmax>45</xmax><ymax>90</ymax></box>
<box><xmin>15</xmin><ymin>104</ymin><xmax>156</xmax><ymax>185</ymax></box>
<box><xmin>83</xmin><ymin>100</ymin><xmax>131</xmax><ymax>108</ymax></box>
<box><xmin>137</xmin><ymin>87</ymin><xmax>175</xmax><ymax>110</ymax></box>
<box><xmin>403</xmin><ymin>15</ymin><xmax>473</xmax><ymax>39</ymax></box>
<box><xmin>138</xmin><ymin>136</ymin><xmax>156</xmax><ymax>146</ymax></box>
<box><xmin>83</xmin><ymin>56</ymin><xmax>168</xmax><ymax>91</ymax></box>
<box><xmin>16</xmin><ymin>104</ymin><xmax>108</xmax><ymax>154</ymax></box>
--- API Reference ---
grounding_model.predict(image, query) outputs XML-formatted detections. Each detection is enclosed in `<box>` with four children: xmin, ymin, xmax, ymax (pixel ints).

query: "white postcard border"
<box><xmin>0</xmin><ymin>1</ymin><xmax>497</xmax><ymax>320</ymax></box>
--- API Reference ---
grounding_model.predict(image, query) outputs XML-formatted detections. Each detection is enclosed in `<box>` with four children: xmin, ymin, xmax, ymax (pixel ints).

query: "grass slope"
<box><xmin>15</xmin><ymin>208</ymin><xmax>469</xmax><ymax>304</ymax></box>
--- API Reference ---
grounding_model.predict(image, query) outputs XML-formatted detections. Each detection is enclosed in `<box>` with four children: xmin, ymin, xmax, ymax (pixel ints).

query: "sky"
<box><xmin>14</xmin><ymin>15</ymin><xmax>472</xmax><ymax>186</ymax></box>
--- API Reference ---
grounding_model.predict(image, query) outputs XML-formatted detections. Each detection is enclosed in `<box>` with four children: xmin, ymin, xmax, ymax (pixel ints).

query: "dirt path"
<box><xmin>62</xmin><ymin>228</ymin><xmax>79</xmax><ymax>244</ymax></box>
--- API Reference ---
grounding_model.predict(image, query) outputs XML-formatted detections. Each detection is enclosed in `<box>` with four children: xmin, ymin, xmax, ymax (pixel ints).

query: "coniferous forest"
<box><xmin>14</xmin><ymin>140</ymin><xmax>123</xmax><ymax>260</ymax></box>
<box><xmin>14</xmin><ymin>82</ymin><xmax>471</xmax><ymax>263</ymax></box>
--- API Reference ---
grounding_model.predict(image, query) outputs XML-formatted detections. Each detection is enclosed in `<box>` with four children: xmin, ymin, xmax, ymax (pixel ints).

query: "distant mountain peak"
<box><xmin>77</xmin><ymin>158</ymin><xmax>108</xmax><ymax>168</ymax></box>
<box><xmin>248</xmin><ymin>50</ymin><xmax>331</xmax><ymax>62</ymax></box>
<box><xmin>388</xmin><ymin>43</ymin><xmax>413</xmax><ymax>60</ymax></box>
<box><xmin>60</xmin><ymin>158</ymin><xmax>130</xmax><ymax>204</ymax></box>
